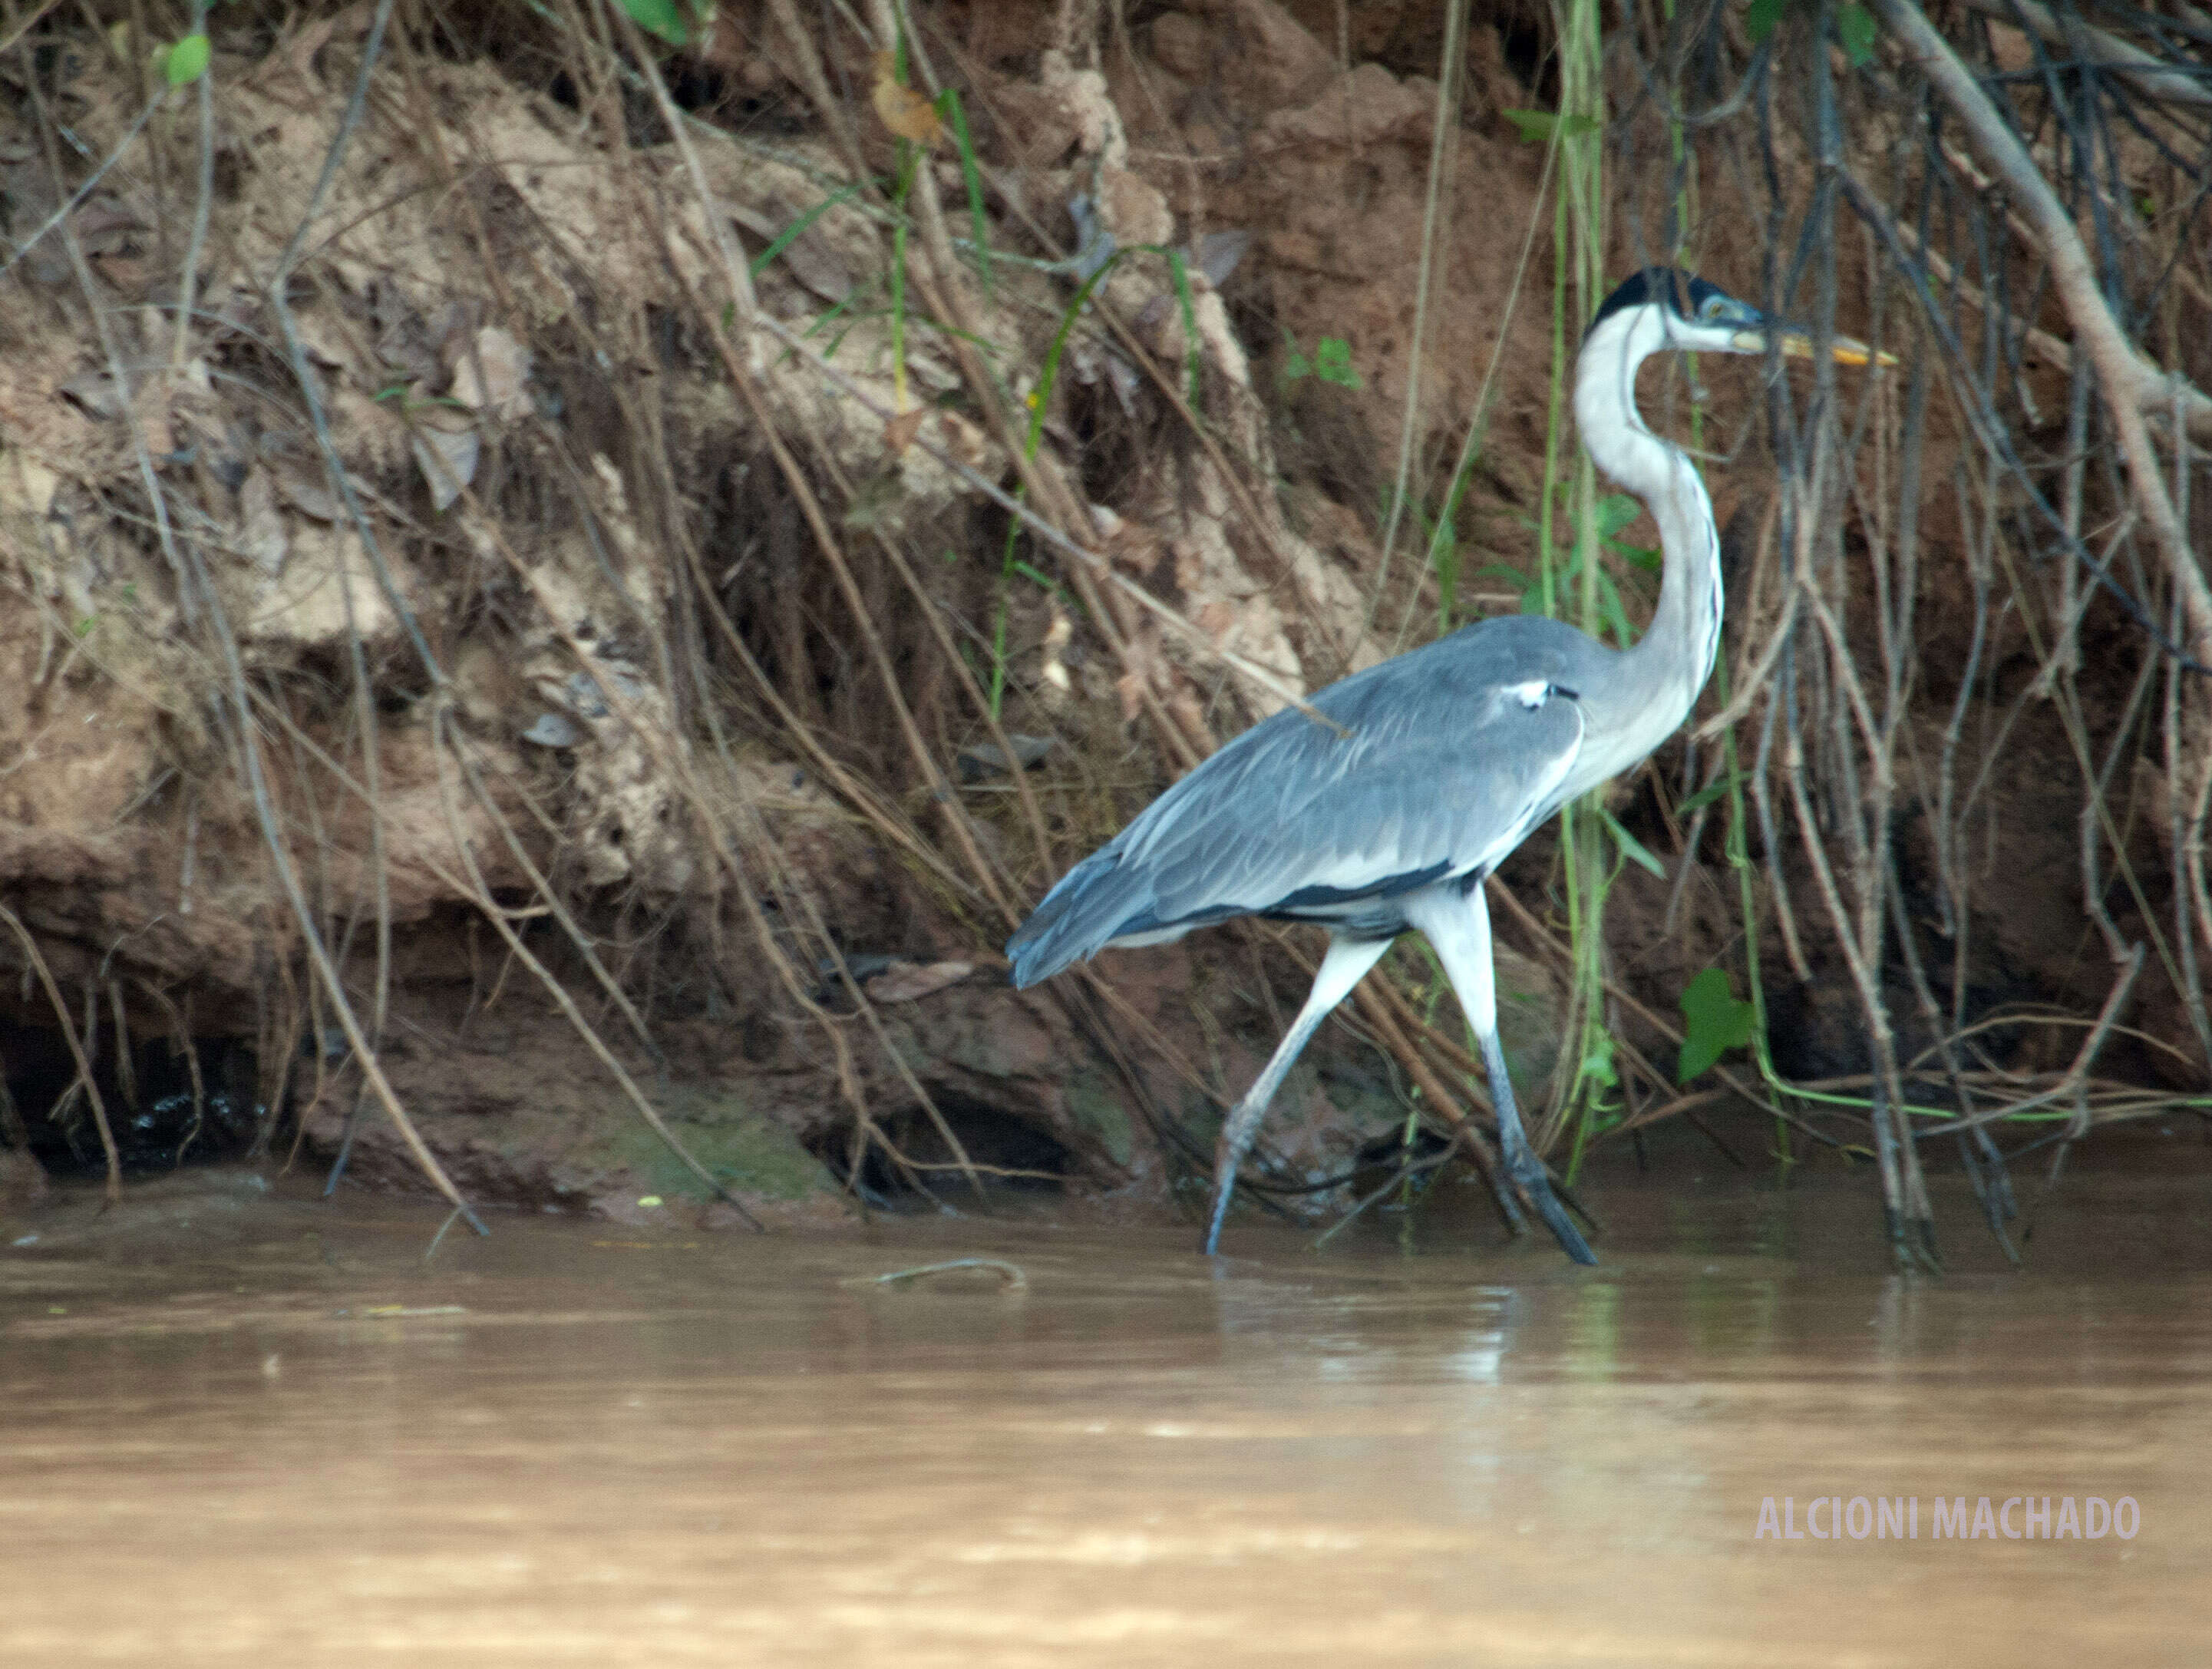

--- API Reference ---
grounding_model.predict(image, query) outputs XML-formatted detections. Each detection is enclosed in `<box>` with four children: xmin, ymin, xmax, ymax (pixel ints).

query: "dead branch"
<box><xmin>1873</xmin><ymin>0</ymin><xmax>2212</xmax><ymax>660</ymax></box>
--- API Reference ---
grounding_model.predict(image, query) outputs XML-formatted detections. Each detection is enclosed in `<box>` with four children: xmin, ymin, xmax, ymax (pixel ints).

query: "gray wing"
<box><xmin>1007</xmin><ymin>618</ymin><xmax>1601</xmax><ymax>986</ymax></box>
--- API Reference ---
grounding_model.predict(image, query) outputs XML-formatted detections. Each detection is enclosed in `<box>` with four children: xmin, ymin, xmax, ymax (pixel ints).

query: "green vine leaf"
<box><xmin>1312</xmin><ymin>337</ymin><xmax>1361</xmax><ymax>388</ymax></box>
<box><xmin>1838</xmin><ymin>3</ymin><xmax>1878</xmax><ymax>65</ymax></box>
<box><xmin>619</xmin><ymin>0</ymin><xmax>690</xmax><ymax>45</ymax></box>
<box><xmin>163</xmin><ymin>33</ymin><xmax>210</xmax><ymax>87</ymax></box>
<box><xmin>1502</xmin><ymin>109</ymin><xmax>1600</xmax><ymax>145</ymax></box>
<box><xmin>1678</xmin><ymin>966</ymin><xmax>1759</xmax><ymax>1083</ymax></box>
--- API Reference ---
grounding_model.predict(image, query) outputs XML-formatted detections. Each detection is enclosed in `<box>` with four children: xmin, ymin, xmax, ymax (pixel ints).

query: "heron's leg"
<box><xmin>1407</xmin><ymin>885</ymin><xmax>1597</xmax><ymax>1266</ymax></box>
<box><xmin>1203</xmin><ymin>932</ymin><xmax>1393</xmax><ymax>1254</ymax></box>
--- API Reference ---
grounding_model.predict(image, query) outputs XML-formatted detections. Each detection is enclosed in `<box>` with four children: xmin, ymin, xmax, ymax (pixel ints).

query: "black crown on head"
<box><xmin>1586</xmin><ymin>268</ymin><xmax>1736</xmax><ymax>338</ymax></box>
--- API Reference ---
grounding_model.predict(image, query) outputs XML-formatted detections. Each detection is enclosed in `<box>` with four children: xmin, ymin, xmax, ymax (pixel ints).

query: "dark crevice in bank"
<box><xmin>806</xmin><ymin>1095</ymin><xmax>1075</xmax><ymax>1208</ymax></box>
<box><xmin>0</xmin><ymin>1025</ymin><xmax>266</xmax><ymax>1177</ymax></box>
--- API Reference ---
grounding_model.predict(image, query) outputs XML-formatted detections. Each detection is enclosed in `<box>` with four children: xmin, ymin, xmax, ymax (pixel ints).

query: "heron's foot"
<box><xmin>1201</xmin><ymin>1145</ymin><xmax>1243</xmax><ymax>1255</ymax></box>
<box><xmin>1514</xmin><ymin>1159</ymin><xmax>1596</xmax><ymax>1266</ymax></box>
<box><xmin>1883</xmin><ymin>1205</ymin><xmax>1943</xmax><ymax>1276</ymax></box>
<box><xmin>1200</xmin><ymin>1178</ymin><xmax>1233</xmax><ymax>1256</ymax></box>
<box><xmin>1456</xmin><ymin>1130</ymin><xmax>1527</xmax><ymax>1237</ymax></box>
<box><xmin>1537</xmin><ymin>1195</ymin><xmax>1597</xmax><ymax>1265</ymax></box>
<box><xmin>1484</xmin><ymin>1168</ymin><xmax>1529</xmax><ymax>1237</ymax></box>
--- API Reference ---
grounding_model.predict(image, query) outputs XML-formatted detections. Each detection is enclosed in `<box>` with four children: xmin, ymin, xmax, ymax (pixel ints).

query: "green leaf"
<box><xmin>1745</xmin><ymin>0</ymin><xmax>1788</xmax><ymax>46</ymax></box>
<box><xmin>1596</xmin><ymin>569</ymin><xmax>1638</xmax><ymax>649</ymax></box>
<box><xmin>1678</xmin><ymin>966</ymin><xmax>1759</xmax><ymax>1083</ymax></box>
<box><xmin>748</xmin><ymin>181</ymin><xmax>865</xmax><ymax>279</ymax></box>
<box><xmin>1593</xmin><ymin>492</ymin><xmax>1642</xmax><ymax>540</ymax></box>
<box><xmin>1161</xmin><ymin>249</ymin><xmax>1204</xmax><ymax>408</ymax></box>
<box><xmin>619</xmin><ymin>0</ymin><xmax>689</xmax><ymax>45</ymax></box>
<box><xmin>939</xmin><ymin>88</ymin><xmax>993</xmax><ymax>297</ymax></box>
<box><xmin>163</xmin><ymin>32</ymin><xmax>210</xmax><ymax>86</ymax></box>
<box><xmin>1313</xmin><ymin>336</ymin><xmax>1362</xmax><ymax>388</ymax></box>
<box><xmin>1580</xmin><ymin>1033</ymin><xmax>1620</xmax><ymax>1092</ymax></box>
<box><xmin>1501</xmin><ymin>109</ymin><xmax>1599</xmax><ymax>145</ymax></box>
<box><xmin>1676</xmin><ymin>772</ymin><xmax>1742</xmax><ymax>817</ymax></box>
<box><xmin>942</xmin><ymin>93</ymin><xmax>995</xmax><ymax>299</ymax></box>
<box><xmin>1599</xmin><ymin>808</ymin><xmax>1666</xmax><ymax>878</ymax></box>
<box><xmin>1837</xmin><ymin>2</ymin><xmax>1877</xmax><ymax>65</ymax></box>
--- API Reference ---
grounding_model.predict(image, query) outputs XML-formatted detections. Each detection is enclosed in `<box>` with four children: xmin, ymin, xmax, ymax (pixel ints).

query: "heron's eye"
<box><xmin>1699</xmin><ymin>294</ymin><xmax>1728</xmax><ymax>320</ymax></box>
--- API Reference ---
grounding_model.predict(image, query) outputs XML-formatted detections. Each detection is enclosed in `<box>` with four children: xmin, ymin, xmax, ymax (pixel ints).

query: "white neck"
<box><xmin>1570</xmin><ymin>307</ymin><xmax>1725</xmax><ymax>765</ymax></box>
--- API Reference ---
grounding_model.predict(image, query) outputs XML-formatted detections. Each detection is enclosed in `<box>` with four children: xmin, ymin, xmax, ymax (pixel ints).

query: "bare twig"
<box><xmin>0</xmin><ymin>906</ymin><xmax>121</xmax><ymax>1202</ymax></box>
<box><xmin>1872</xmin><ymin>0</ymin><xmax>2212</xmax><ymax>659</ymax></box>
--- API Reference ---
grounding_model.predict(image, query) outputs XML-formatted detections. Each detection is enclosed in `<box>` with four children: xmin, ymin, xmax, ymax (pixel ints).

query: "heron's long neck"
<box><xmin>1570</xmin><ymin>327</ymin><xmax>1723</xmax><ymax>762</ymax></box>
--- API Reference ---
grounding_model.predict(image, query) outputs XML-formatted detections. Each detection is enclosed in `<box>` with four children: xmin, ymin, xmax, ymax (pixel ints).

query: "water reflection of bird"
<box><xmin>1009</xmin><ymin>271</ymin><xmax>1885</xmax><ymax>1263</ymax></box>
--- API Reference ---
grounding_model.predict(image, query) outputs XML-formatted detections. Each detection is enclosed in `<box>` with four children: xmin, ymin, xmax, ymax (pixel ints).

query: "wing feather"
<box><xmin>1006</xmin><ymin>619</ymin><xmax>1604</xmax><ymax>985</ymax></box>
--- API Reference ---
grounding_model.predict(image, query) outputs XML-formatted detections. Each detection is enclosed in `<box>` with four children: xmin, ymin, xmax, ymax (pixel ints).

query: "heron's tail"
<box><xmin>1005</xmin><ymin>849</ymin><xmax>1145</xmax><ymax>987</ymax></box>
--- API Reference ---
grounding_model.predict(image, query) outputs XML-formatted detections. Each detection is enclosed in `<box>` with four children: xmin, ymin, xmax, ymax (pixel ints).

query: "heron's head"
<box><xmin>1585</xmin><ymin>267</ymin><xmax>1892</xmax><ymax>366</ymax></box>
<box><xmin>1575</xmin><ymin>269</ymin><xmax>1893</xmax><ymax>491</ymax></box>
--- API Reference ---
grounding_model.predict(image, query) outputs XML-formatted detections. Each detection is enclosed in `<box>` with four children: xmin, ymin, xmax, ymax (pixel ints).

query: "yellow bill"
<box><xmin>1741</xmin><ymin>328</ymin><xmax>1899</xmax><ymax>368</ymax></box>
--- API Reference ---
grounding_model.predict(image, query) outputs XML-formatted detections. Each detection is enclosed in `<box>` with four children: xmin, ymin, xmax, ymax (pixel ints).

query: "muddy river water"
<box><xmin>2</xmin><ymin>1155</ymin><xmax>2207</xmax><ymax>1666</ymax></box>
